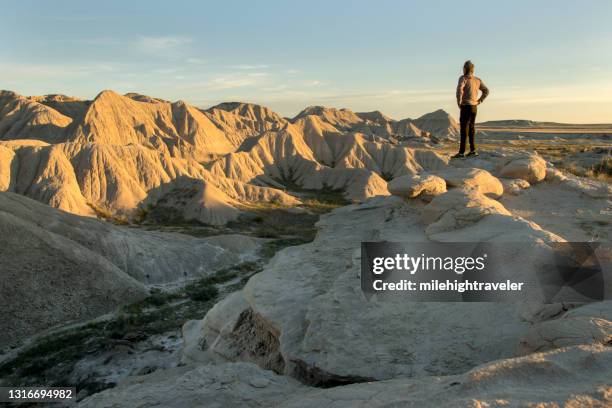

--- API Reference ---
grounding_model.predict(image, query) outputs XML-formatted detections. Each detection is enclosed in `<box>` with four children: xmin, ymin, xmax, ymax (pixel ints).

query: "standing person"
<box><xmin>453</xmin><ymin>60</ymin><xmax>489</xmax><ymax>158</ymax></box>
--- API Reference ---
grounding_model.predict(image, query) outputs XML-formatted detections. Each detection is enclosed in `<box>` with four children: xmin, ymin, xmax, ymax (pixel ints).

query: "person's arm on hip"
<box><xmin>478</xmin><ymin>79</ymin><xmax>489</xmax><ymax>104</ymax></box>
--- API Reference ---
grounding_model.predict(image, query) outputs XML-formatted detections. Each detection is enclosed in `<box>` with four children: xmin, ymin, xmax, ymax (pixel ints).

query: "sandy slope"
<box><xmin>0</xmin><ymin>90</ymin><xmax>458</xmax><ymax>223</ymax></box>
<box><xmin>0</xmin><ymin>191</ymin><xmax>266</xmax><ymax>348</ymax></box>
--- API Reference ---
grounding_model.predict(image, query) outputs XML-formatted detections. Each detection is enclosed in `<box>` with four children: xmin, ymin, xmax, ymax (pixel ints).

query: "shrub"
<box><xmin>186</xmin><ymin>284</ymin><xmax>219</xmax><ymax>302</ymax></box>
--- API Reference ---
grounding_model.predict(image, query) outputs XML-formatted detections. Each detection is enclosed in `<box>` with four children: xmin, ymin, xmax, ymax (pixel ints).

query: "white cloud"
<box><xmin>186</xmin><ymin>57</ymin><xmax>206</xmax><ymax>64</ymax></box>
<box><xmin>154</xmin><ymin>67</ymin><xmax>180</xmax><ymax>75</ymax></box>
<box><xmin>260</xmin><ymin>84</ymin><xmax>288</xmax><ymax>92</ymax></box>
<box><xmin>247</xmin><ymin>72</ymin><xmax>269</xmax><ymax>77</ymax></box>
<box><xmin>231</xmin><ymin>64</ymin><xmax>270</xmax><ymax>70</ymax></box>
<box><xmin>188</xmin><ymin>71</ymin><xmax>274</xmax><ymax>91</ymax></box>
<box><xmin>134</xmin><ymin>36</ymin><xmax>193</xmax><ymax>55</ymax></box>
<box><xmin>206</xmin><ymin>76</ymin><xmax>258</xmax><ymax>90</ymax></box>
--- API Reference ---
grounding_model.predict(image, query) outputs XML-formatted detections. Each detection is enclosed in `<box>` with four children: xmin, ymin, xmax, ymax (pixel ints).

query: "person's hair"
<box><xmin>463</xmin><ymin>60</ymin><xmax>474</xmax><ymax>75</ymax></box>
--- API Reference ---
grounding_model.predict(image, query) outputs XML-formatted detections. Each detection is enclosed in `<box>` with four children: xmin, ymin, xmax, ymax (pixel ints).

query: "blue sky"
<box><xmin>2</xmin><ymin>0</ymin><xmax>612</xmax><ymax>122</ymax></box>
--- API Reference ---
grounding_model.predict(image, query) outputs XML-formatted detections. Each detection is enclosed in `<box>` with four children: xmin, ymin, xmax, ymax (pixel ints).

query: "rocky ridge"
<box><xmin>0</xmin><ymin>90</ymin><xmax>458</xmax><ymax>224</ymax></box>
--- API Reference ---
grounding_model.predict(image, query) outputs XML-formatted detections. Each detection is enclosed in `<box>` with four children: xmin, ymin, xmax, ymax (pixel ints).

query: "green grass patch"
<box><xmin>0</xmin><ymin>261</ymin><xmax>264</xmax><ymax>391</ymax></box>
<box><xmin>258</xmin><ymin>237</ymin><xmax>312</xmax><ymax>259</ymax></box>
<box><xmin>186</xmin><ymin>285</ymin><xmax>219</xmax><ymax>302</ymax></box>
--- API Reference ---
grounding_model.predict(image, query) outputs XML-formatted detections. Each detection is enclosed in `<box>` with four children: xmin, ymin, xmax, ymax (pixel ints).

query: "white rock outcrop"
<box><xmin>434</xmin><ymin>167</ymin><xmax>504</xmax><ymax>198</ymax></box>
<box><xmin>198</xmin><ymin>195</ymin><xmax>568</xmax><ymax>385</ymax></box>
<box><xmin>545</xmin><ymin>167</ymin><xmax>568</xmax><ymax>182</ymax></box>
<box><xmin>422</xmin><ymin>188</ymin><xmax>510</xmax><ymax>235</ymax></box>
<box><xmin>518</xmin><ymin>316</ymin><xmax>612</xmax><ymax>354</ymax></box>
<box><xmin>387</xmin><ymin>174</ymin><xmax>446</xmax><ymax>199</ymax></box>
<box><xmin>499</xmin><ymin>153</ymin><xmax>547</xmax><ymax>183</ymax></box>
<box><xmin>501</xmin><ymin>178</ymin><xmax>531</xmax><ymax>195</ymax></box>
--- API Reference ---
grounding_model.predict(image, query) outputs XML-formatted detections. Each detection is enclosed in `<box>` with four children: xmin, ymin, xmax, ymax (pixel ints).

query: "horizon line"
<box><xmin>4</xmin><ymin>87</ymin><xmax>612</xmax><ymax>126</ymax></box>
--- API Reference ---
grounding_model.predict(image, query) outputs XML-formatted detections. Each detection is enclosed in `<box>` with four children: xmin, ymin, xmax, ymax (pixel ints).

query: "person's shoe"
<box><xmin>451</xmin><ymin>153</ymin><xmax>465</xmax><ymax>159</ymax></box>
<box><xmin>467</xmin><ymin>151</ymin><xmax>479</xmax><ymax>157</ymax></box>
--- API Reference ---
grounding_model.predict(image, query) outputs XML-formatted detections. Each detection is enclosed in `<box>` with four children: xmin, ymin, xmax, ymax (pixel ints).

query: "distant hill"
<box><xmin>0</xmin><ymin>89</ymin><xmax>453</xmax><ymax>224</ymax></box>
<box><xmin>479</xmin><ymin>119</ymin><xmax>612</xmax><ymax>128</ymax></box>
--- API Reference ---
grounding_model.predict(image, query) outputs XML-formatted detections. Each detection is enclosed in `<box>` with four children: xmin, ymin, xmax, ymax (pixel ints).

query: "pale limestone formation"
<box><xmin>387</xmin><ymin>174</ymin><xmax>446</xmax><ymax>199</ymax></box>
<box><xmin>499</xmin><ymin>153</ymin><xmax>547</xmax><ymax>183</ymax></box>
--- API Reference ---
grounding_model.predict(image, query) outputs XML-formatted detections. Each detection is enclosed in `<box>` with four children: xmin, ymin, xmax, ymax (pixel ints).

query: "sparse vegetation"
<box><xmin>143</xmin><ymin>205</ymin><xmax>192</xmax><ymax>225</ymax></box>
<box><xmin>258</xmin><ymin>237</ymin><xmax>310</xmax><ymax>259</ymax></box>
<box><xmin>561</xmin><ymin>155</ymin><xmax>612</xmax><ymax>181</ymax></box>
<box><xmin>136</xmin><ymin>184</ymin><xmax>348</xmax><ymax>240</ymax></box>
<box><xmin>229</xmin><ymin>184</ymin><xmax>348</xmax><ymax>240</ymax></box>
<box><xmin>0</xmin><ymin>261</ymin><xmax>262</xmax><ymax>397</ymax></box>
<box><xmin>186</xmin><ymin>283</ymin><xmax>219</xmax><ymax>302</ymax></box>
<box><xmin>88</xmin><ymin>203</ymin><xmax>129</xmax><ymax>225</ymax></box>
<box><xmin>133</xmin><ymin>204</ymin><xmax>153</xmax><ymax>224</ymax></box>
<box><xmin>476</xmin><ymin>140</ymin><xmax>612</xmax><ymax>182</ymax></box>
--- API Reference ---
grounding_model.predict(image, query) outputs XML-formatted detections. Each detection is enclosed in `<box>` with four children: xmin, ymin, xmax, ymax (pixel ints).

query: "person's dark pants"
<box><xmin>459</xmin><ymin>104</ymin><xmax>477</xmax><ymax>154</ymax></box>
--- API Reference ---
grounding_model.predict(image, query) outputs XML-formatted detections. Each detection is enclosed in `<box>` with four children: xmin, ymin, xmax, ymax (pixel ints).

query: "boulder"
<box><xmin>545</xmin><ymin>167</ymin><xmax>568</xmax><ymax>182</ymax></box>
<box><xmin>499</xmin><ymin>153</ymin><xmax>547</xmax><ymax>183</ymax></box>
<box><xmin>387</xmin><ymin>174</ymin><xmax>446</xmax><ymax>199</ymax></box>
<box><xmin>427</xmin><ymin>213</ymin><xmax>564</xmax><ymax>243</ymax></box>
<box><xmin>434</xmin><ymin>167</ymin><xmax>504</xmax><ymax>198</ymax></box>
<box><xmin>422</xmin><ymin>188</ymin><xmax>510</xmax><ymax>235</ymax></box>
<box><xmin>501</xmin><ymin>178</ymin><xmax>530</xmax><ymax>195</ymax></box>
<box><xmin>518</xmin><ymin>316</ymin><xmax>612</xmax><ymax>354</ymax></box>
<box><xmin>196</xmin><ymin>291</ymin><xmax>283</xmax><ymax>370</ymax></box>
